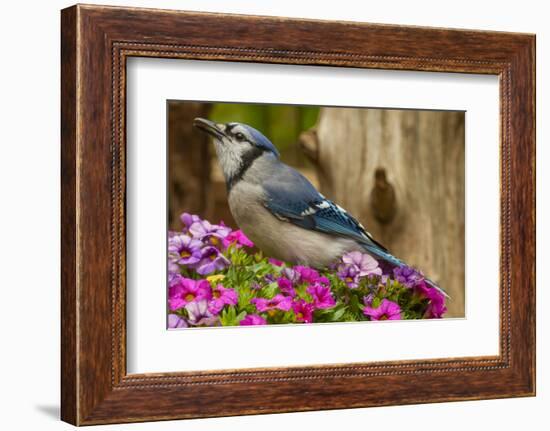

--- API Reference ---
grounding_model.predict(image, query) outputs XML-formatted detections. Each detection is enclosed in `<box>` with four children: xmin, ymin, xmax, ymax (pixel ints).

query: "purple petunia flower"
<box><xmin>180</xmin><ymin>212</ymin><xmax>201</xmax><ymax>228</ymax></box>
<box><xmin>292</xmin><ymin>299</ymin><xmax>315</xmax><ymax>323</ymax></box>
<box><xmin>338</xmin><ymin>263</ymin><xmax>360</xmax><ymax>288</ymax></box>
<box><xmin>167</xmin><ymin>313</ymin><xmax>188</xmax><ymax>329</ymax></box>
<box><xmin>342</xmin><ymin>251</ymin><xmax>382</xmax><ymax>277</ymax></box>
<box><xmin>208</xmin><ymin>284</ymin><xmax>238</xmax><ymax>314</ymax></box>
<box><xmin>189</xmin><ymin>219</ymin><xmax>231</xmax><ymax>244</ymax></box>
<box><xmin>168</xmin><ymin>259</ymin><xmax>180</xmax><ymax>282</ymax></box>
<box><xmin>223</xmin><ymin>229</ymin><xmax>254</xmax><ymax>248</ymax></box>
<box><xmin>168</xmin><ymin>234</ymin><xmax>203</xmax><ymax>266</ymax></box>
<box><xmin>307</xmin><ymin>283</ymin><xmax>336</xmax><ymax>309</ymax></box>
<box><xmin>239</xmin><ymin>314</ymin><xmax>267</xmax><ymax>326</ymax></box>
<box><xmin>185</xmin><ymin>300</ymin><xmax>220</xmax><ymax>326</ymax></box>
<box><xmin>363</xmin><ymin>298</ymin><xmax>402</xmax><ymax>321</ymax></box>
<box><xmin>264</xmin><ymin>273</ymin><xmax>276</xmax><ymax>283</ymax></box>
<box><xmin>276</xmin><ymin>277</ymin><xmax>296</xmax><ymax>297</ymax></box>
<box><xmin>414</xmin><ymin>281</ymin><xmax>447</xmax><ymax>318</ymax></box>
<box><xmin>168</xmin><ymin>277</ymin><xmax>212</xmax><ymax>311</ymax></box>
<box><xmin>363</xmin><ymin>293</ymin><xmax>375</xmax><ymax>306</ymax></box>
<box><xmin>393</xmin><ymin>265</ymin><xmax>424</xmax><ymax>288</ymax></box>
<box><xmin>195</xmin><ymin>246</ymin><xmax>230</xmax><ymax>275</ymax></box>
<box><xmin>251</xmin><ymin>294</ymin><xmax>293</xmax><ymax>313</ymax></box>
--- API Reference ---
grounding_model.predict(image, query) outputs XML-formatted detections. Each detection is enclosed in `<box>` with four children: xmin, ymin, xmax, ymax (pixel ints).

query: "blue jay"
<box><xmin>194</xmin><ymin>118</ymin><xmax>445</xmax><ymax>294</ymax></box>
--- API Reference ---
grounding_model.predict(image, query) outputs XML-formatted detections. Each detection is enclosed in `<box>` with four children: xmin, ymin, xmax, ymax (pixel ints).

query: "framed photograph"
<box><xmin>61</xmin><ymin>4</ymin><xmax>535</xmax><ymax>425</ymax></box>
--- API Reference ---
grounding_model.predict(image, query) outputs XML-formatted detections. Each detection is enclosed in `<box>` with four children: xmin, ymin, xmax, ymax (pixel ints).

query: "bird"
<box><xmin>193</xmin><ymin>118</ymin><xmax>446</xmax><ymax>294</ymax></box>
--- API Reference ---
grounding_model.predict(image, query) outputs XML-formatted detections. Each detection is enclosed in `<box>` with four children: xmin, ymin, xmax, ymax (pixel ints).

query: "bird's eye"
<box><xmin>235</xmin><ymin>132</ymin><xmax>245</xmax><ymax>141</ymax></box>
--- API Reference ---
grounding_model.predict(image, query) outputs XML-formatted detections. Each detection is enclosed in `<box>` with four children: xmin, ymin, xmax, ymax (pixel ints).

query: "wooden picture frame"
<box><xmin>61</xmin><ymin>4</ymin><xmax>535</xmax><ymax>425</ymax></box>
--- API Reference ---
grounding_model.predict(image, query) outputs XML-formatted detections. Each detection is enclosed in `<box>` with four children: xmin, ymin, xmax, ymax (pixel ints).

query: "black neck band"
<box><xmin>227</xmin><ymin>147</ymin><xmax>266</xmax><ymax>192</ymax></box>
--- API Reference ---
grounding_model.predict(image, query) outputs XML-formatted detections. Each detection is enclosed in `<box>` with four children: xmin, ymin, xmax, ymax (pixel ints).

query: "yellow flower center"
<box><xmin>213</xmin><ymin>290</ymin><xmax>221</xmax><ymax>299</ymax></box>
<box><xmin>345</xmin><ymin>277</ymin><xmax>353</xmax><ymax>283</ymax></box>
<box><xmin>185</xmin><ymin>293</ymin><xmax>195</xmax><ymax>302</ymax></box>
<box><xmin>209</xmin><ymin>254</ymin><xmax>216</xmax><ymax>261</ymax></box>
<box><xmin>180</xmin><ymin>250</ymin><xmax>191</xmax><ymax>258</ymax></box>
<box><xmin>268</xmin><ymin>310</ymin><xmax>277</xmax><ymax>317</ymax></box>
<box><xmin>380</xmin><ymin>315</ymin><xmax>388</xmax><ymax>320</ymax></box>
<box><xmin>210</xmin><ymin>237</ymin><xmax>219</xmax><ymax>245</ymax></box>
<box><xmin>296</xmin><ymin>312</ymin><xmax>303</xmax><ymax>319</ymax></box>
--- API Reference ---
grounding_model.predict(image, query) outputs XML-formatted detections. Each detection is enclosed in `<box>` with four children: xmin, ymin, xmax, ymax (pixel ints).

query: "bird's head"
<box><xmin>193</xmin><ymin>118</ymin><xmax>280</xmax><ymax>186</ymax></box>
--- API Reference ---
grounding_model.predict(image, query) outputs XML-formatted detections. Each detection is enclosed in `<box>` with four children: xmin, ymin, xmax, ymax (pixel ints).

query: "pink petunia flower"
<box><xmin>363</xmin><ymin>298</ymin><xmax>402</xmax><ymax>321</ymax></box>
<box><xmin>415</xmin><ymin>281</ymin><xmax>447</xmax><ymax>318</ymax></box>
<box><xmin>223</xmin><ymin>230</ymin><xmax>254</xmax><ymax>248</ymax></box>
<box><xmin>307</xmin><ymin>283</ymin><xmax>336</xmax><ymax>309</ymax></box>
<box><xmin>292</xmin><ymin>299</ymin><xmax>315</xmax><ymax>323</ymax></box>
<box><xmin>251</xmin><ymin>294</ymin><xmax>293</xmax><ymax>313</ymax></box>
<box><xmin>168</xmin><ymin>277</ymin><xmax>212</xmax><ymax>311</ymax></box>
<box><xmin>294</xmin><ymin>265</ymin><xmax>330</xmax><ymax>286</ymax></box>
<box><xmin>268</xmin><ymin>258</ymin><xmax>285</xmax><ymax>267</ymax></box>
<box><xmin>208</xmin><ymin>284</ymin><xmax>238</xmax><ymax>314</ymax></box>
<box><xmin>239</xmin><ymin>314</ymin><xmax>267</xmax><ymax>326</ymax></box>
<box><xmin>276</xmin><ymin>277</ymin><xmax>296</xmax><ymax>297</ymax></box>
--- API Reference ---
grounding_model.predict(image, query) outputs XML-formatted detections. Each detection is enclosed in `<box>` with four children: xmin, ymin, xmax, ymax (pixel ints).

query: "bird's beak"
<box><xmin>193</xmin><ymin>118</ymin><xmax>226</xmax><ymax>140</ymax></box>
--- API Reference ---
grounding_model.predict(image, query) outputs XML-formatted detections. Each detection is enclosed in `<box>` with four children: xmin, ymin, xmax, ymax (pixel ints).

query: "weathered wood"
<box><xmin>167</xmin><ymin>101</ymin><xmax>211</xmax><ymax>229</ymax></box>
<box><xmin>304</xmin><ymin>108</ymin><xmax>465</xmax><ymax>316</ymax></box>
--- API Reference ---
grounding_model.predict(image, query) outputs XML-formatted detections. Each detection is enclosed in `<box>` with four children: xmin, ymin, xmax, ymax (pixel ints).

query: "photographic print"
<box><xmin>167</xmin><ymin>102</ymin><xmax>465</xmax><ymax>328</ymax></box>
<box><xmin>61</xmin><ymin>6</ymin><xmax>535</xmax><ymax>423</ymax></box>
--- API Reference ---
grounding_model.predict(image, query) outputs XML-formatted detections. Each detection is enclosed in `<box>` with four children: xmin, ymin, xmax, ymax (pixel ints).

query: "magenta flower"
<box><xmin>307</xmin><ymin>283</ymin><xmax>336</xmax><ymax>309</ymax></box>
<box><xmin>208</xmin><ymin>284</ymin><xmax>238</xmax><ymax>314</ymax></box>
<box><xmin>268</xmin><ymin>258</ymin><xmax>284</xmax><ymax>267</ymax></box>
<box><xmin>168</xmin><ymin>234</ymin><xmax>203</xmax><ymax>266</ymax></box>
<box><xmin>251</xmin><ymin>294</ymin><xmax>293</xmax><ymax>313</ymax></box>
<box><xmin>393</xmin><ymin>265</ymin><xmax>424</xmax><ymax>288</ymax></box>
<box><xmin>195</xmin><ymin>246</ymin><xmax>230</xmax><ymax>275</ymax></box>
<box><xmin>223</xmin><ymin>229</ymin><xmax>254</xmax><ymax>248</ymax></box>
<box><xmin>342</xmin><ymin>251</ymin><xmax>382</xmax><ymax>277</ymax></box>
<box><xmin>363</xmin><ymin>298</ymin><xmax>402</xmax><ymax>321</ymax></box>
<box><xmin>185</xmin><ymin>300</ymin><xmax>220</xmax><ymax>326</ymax></box>
<box><xmin>294</xmin><ymin>265</ymin><xmax>330</xmax><ymax>286</ymax></box>
<box><xmin>282</xmin><ymin>267</ymin><xmax>300</xmax><ymax>284</ymax></box>
<box><xmin>168</xmin><ymin>277</ymin><xmax>212</xmax><ymax>311</ymax></box>
<box><xmin>292</xmin><ymin>299</ymin><xmax>315</xmax><ymax>323</ymax></box>
<box><xmin>415</xmin><ymin>281</ymin><xmax>447</xmax><ymax>318</ymax></box>
<box><xmin>167</xmin><ymin>313</ymin><xmax>188</xmax><ymax>329</ymax></box>
<box><xmin>276</xmin><ymin>277</ymin><xmax>296</xmax><ymax>297</ymax></box>
<box><xmin>240</xmin><ymin>314</ymin><xmax>267</xmax><ymax>326</ymax></box>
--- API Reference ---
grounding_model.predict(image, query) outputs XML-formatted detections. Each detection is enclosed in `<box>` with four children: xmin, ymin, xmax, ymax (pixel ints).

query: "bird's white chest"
<box><xmin>227</xmin><ymin>182</ymin><xmax>360</xmax><ymax>268</ymax></box>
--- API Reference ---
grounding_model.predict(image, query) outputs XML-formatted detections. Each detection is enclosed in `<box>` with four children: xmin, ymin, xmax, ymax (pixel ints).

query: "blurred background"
<box><xmin>168</xmin><ymin>101</ymin><xmax>465</xmax><ymax>317</ymax></box>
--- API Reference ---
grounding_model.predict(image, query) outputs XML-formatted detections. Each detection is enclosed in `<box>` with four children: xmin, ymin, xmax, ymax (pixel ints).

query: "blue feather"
<box><xmin>262</xmin><ymin>163</ymin><xmax>387</xmax><ymax>250</ymax></box>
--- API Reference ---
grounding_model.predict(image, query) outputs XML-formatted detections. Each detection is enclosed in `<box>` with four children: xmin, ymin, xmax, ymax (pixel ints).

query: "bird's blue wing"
<box><xmin>262</xmin><ymin>165</ymin><xmax>388</xmax><ymax>252</ymax></box>
<box><xmin>262</xmin><ymin>164</ymin><xmax>449</xmax><ymax>297</ymax></box>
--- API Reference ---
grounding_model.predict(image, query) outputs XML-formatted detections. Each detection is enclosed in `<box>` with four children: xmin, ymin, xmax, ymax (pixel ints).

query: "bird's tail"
<box><xmin>361</xmin><ymin>243</ymin><xmax>450</xmax><ymax>298</ymax></box>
